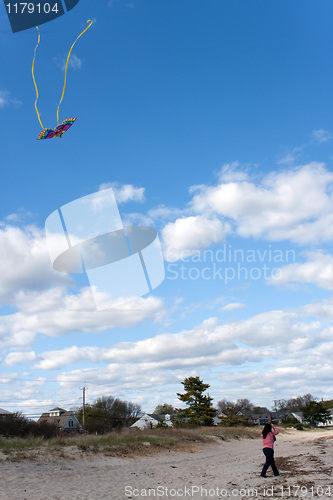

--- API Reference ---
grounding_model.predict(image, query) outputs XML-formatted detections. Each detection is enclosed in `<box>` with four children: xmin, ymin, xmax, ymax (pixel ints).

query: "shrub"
<box><xmin>29</xmin><ymin>420</ymin><xmax>59</xmax><ymax>438</ymax></box>
<box><xmin>0</xmin><ymin>413</ymin><xmax>30</xmax><ymax>438</ymax></box>
<box><xmin>0</xmin><ymin>413</ymin><xmax>60</xmax><ymax>439</ymax></box>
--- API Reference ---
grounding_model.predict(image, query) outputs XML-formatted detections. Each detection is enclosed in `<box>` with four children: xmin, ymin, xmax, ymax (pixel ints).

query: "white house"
<box><xmin>131</xmin><ymin>413</ymin><xmax>173</xmax><ymax>429</ymax></box>
<box><xmin>0</xmin><ymin>408</ymin><xmax>12</xmax><ymax>417</ymax></box>
<box><xmin>38</xmin><ymin>407</ymin><xmax>82</xmax><ymax>432</ymax></box>
<box><xmin>290</xmin><ymin>412</ymin><xmax>304</xmax><ymax>423</ymax></box>
<box><xmin>317</xmin><ymin>408</ymin><xmax>333</xmax><ymax>427</ymax></box>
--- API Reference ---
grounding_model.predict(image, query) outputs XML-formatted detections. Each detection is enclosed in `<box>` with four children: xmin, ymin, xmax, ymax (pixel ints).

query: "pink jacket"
<box><xmin>261</xmin><ymin>426</ymin><xmax>279</xmax><ymax>449</ymax></box>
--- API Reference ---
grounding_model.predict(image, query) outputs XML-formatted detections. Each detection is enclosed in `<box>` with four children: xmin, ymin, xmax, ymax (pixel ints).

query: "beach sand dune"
<box><xmin>1</xmin><ymin>429</ymin><xmax>332</xmax><ymax>499</ymax></box>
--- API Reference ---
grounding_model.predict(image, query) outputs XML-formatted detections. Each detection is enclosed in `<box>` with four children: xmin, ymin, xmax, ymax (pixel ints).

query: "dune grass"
<box><xmin>0</xmin><ymin>426</ymin><xmax>264</xmax><ymax>462</ymax></box>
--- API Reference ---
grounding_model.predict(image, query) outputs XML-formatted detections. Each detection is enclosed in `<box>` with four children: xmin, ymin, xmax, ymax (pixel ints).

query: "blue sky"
<box><xmin>1</xmin><ymin>0</ymin><xmax>333</xmax><ymax>418</ymax></box>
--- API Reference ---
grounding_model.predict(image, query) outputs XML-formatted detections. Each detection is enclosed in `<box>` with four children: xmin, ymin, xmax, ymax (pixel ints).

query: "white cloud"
<box><xmin>99</xmin><ymin>183</ymin><xmax>145</xmax><ymax>204</ymax></box>
<box><xmin>162</xmin><ymin>215</ymin><xmax>230</xmax><ymax>261</ymax></box>
<box><xmin>10</xmin><ymin>301</ymin><xmax>328</xmax><ymax>410</ymax></box>
<box><xmin>68</xmin><ymin>54</ymin><xmax>82</xmax><ymax>70</ymax></box>
<box><xmin>0</xmin><ymin>224</ymin><xmax>71</xmax><ymax>306</ymax></box>
<box><xmin>302</xmin><ymin>297</ymin><xmax>333</xmax><ymax>321</ymax></box>
<box><xmin>5</xmin><ymin>351</ymin><xmax>37</xmax><ymax>367</ymax></box>
<box><xmin>221</xmin><ymin>303</ymin><xmax>245</xmax><ymax>311</ymax></box>
<box><xmin>53</xmin><ymin>54</ymin><xmax>83</xmax><ymax>72</ymax></box>
<box><xmin>124</xmin><ymin>204</ymin><xmax>184</xmax><ymax>228</ymax></box>
<box><xmin>0</xmin><ymin>90</ymin><xmax>22</xmax><ymax>108</ymax></box>
<box><xmin>25</xmin><ymin>307</ymin><xmax>321</xmax><ymax>371</ymax></box>
<box><xmin>268</xmin><ymin>251</ymin><xmax>333</xmax><ymax>290</ymax></box>
<box><xmin>0</xmin><ymin>92</ymin><xmax>8</xmax><ymax>108</ymax></box>
<box><xmin>190</xmin><ymin>163</ymin><xmax>333</xmax><ymax>245</ymax></box>
<box><xmin>215</xmin><ymin>162</ymin><xmax>250</xmax><ymax>183</ymax></box>
<box><xmin>2</xmin><ymin>297</ymin><xmax>333</xmax><ymax>409</ymax></box>
<box><xmin>0</xmin><ymin>287</ymin><xmax>165</xmax><ymax>349</ymax></box>
<box><xmin>311</xmin><ymin>129</ymin><xmax>332</xmax><ymax>144</ymax></box>
<box><xmin>277</xmin><ymin>152</ymin><xmax>297</xmax><ymax>165</ymax></box>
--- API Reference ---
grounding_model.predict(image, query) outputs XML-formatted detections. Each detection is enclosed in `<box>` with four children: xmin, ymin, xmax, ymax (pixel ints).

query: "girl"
<box><xmin>260</xmin><ymin>423</ymin><xmax>280</xmax><ymax>477</ymax></box>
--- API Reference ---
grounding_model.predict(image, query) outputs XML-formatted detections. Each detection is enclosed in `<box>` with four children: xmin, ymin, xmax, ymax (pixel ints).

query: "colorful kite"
<box><xmin>36</xmin><ymin>118</ymin><xmax>77</xmax><ymax>140</ymax></box>
<box><xmin>32</xmin><ymin>20</ymin><xmax>92</xmax><ymax>140</ymax></box>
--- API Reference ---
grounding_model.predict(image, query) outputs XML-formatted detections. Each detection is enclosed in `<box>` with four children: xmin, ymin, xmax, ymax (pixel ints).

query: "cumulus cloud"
<box><xmin>0</xmin><ymin>287</ymin><xmax>165</xmax><ymax>349</ymax></box>
<box><xmin>268</xmin><ymin>251</ymin><xmax>333</xmax><ymax>290</ymax></box>
<box><xmin>8</xmin><ymin>300</ymin><xmax>327</xmax><ymax>409</ymax></box>
<box><xmin>99</xmin><ymin>183</ymin><xmax>145</xmax><ymax>204</ymax></box>
<box><xmin>4</xmin><ymin>351</ymin><xmax>37</xmax><ymax>367</ymax></box>
<box><xmin>215</xmin><ymin>162</ymin><xmax>250</xmax><ymax>183</ymax></box>
<box><xmin>189</xmin><ymin>163</ymin><xmax>333</xmax><ymax>244</ymax></box>
<box><xmin>0</xmin><ymin>224</ymin><xmax>72</xmax><ymax>306</ymax></box>
<box><xmin>302</xmin><ymin>297</ymin><xmax>333</xmax><ymax>321</ymax></box>
<box><xmin>162</xmin><ymin>215</ymin><xmax>230</xmax><ymax>261</ymax></box>
<box><xmin>2</xmin><ymin>296</ymin><xmax>333</xmax><ymax>408</ymax></box>
<box><xmin>21</xmin><ymin>307</ymin><xmax>322</xmax><ymax>371</ymax></box>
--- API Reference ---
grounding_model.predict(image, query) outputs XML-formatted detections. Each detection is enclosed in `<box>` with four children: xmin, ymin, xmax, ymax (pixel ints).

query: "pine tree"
<box><xmin>176</xmin><ymin>376</ymin><xmax>217</xmax><ymax>426</ymax></box>
<box><xmin>302</xmin><ymin>400</ymin><xmax>331</xmax><ymax>426</ymax></box>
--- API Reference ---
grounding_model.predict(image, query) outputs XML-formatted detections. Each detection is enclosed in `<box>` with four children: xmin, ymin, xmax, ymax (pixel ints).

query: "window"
<box><xmin>68</xmin><ymin>420</ymin><xmax>74</xmax><ymax>427</ymax></box>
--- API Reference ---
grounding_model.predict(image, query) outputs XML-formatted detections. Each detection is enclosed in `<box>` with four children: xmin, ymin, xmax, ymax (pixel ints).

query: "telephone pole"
<box><xmin>80</xmin><ymin>386</ymin><xmax>86</xmax><ymax>433</ymax></box>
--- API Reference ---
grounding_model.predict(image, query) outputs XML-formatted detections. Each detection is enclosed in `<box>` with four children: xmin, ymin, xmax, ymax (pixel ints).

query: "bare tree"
<box><xmin>217</xmin><ymin>399</ymin><xmax>235</xmax><ymax>412</ymax></box>
<box><xmin>234</xmin><ymin>398</ymin><xmax>253</xmax><ymax>412</ymax></box>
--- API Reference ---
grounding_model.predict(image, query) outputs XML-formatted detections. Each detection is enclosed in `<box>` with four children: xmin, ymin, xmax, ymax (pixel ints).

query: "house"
<box><xmin>290</xmin><ymin>411</ymin><xmax>304</xmax><ymax>424</ymax></box>
<box><xmin>241</xmin><ymin>411</ymin><xmax>270</xmax><ymax>425</ymax></box>
<box><xmin>0</xmin><ymin>408</ymin><xmax>12</xmax><ymax>417</ymax></box>
<box><xmin>213</xmin><ymin>411</ymin><xmax>238</xmax><ymax>425</ymax></box>
<box><xmin>131</xmin><ymin>413</ymin><xmax>173</xmax><ymax>429</ymax></box>
<box><xmin>213</xmin><ymin>414</ymin><xmax>226</xmax><ymax>425</ymax></box>
<box><xmin>317</xmin><ymin>408</ymin><xmax>333</xmax><ymax>427</ymax></box>
<box><xmin>38</xmin><ymin>407</ymin><xmax>82</xmax><ymax>432</ymax></box>
<box><xmin>240</xmin><ymin>409</ymin><xmax>302</xmax><ymax>426</ymax></box>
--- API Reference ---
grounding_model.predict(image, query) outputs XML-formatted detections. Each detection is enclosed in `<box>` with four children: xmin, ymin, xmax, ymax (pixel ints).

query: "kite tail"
<box><xmin>56</xmin><ymin>19</ymin><xmax>93</xmax><ymax>125</ymax></box>
<box><xmin>32</xmin><ymin>26</ymin><xmax>44</xmax><ymax>130</ymax></box>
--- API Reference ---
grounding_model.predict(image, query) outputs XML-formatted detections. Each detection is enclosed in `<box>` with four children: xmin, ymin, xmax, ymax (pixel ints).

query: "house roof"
<box><xmin>245</xmin><ymin>413</ymin><xmax>268</xmax><ymax>419</ymax></box>
<box><xmin>0</xmin><ymin>408</ymin><xmax>12</xmax><ymax>415</ymax></box>
<box><xmin>142</xmin><ymin>413</ymin><xmax>162</xmax><ymax>421</ymax></box>
<box><xmin>132</xmin><ymin>413</ymin><xmax>175</xmax><ymax>425</ymax></box>
<box><xmin>38</xmin><ymin>409</ymin><xmax>81</xmax><ymax>429</ymax></box>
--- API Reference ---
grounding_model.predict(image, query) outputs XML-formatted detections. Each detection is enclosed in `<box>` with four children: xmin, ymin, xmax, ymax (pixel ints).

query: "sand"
<box><xmin>1</xmin><ymin>428</ymin><xmax>333</xmax><ymax>500</ymax></box>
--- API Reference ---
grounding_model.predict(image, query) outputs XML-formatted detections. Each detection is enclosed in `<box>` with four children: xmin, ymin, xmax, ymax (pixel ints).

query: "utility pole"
<box><xmin>80</xmin><ymin>386</ymin><xmax>86</xmax><ymax>433</ymax></box>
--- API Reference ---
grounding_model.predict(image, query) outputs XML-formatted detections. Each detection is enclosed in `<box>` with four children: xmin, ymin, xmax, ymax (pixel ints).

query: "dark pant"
<box><xmin>261</xmin><ymin>447</ymin><xmax>279</xmax><ymax>476</ymax></box>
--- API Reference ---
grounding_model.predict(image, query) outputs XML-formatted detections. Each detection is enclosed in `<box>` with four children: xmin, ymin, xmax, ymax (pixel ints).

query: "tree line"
<box><xmin>174</xmin><ymin>377</ymin><xmax>333</xmax><ymax>427</ymax></box>
<box><xmin>1</xmin><ymin>376</ymin><xmax>332</xmax><ymax>437</ymax></box>
<box><xmin>76</xmin><ymin>396</ymin><xmax>142</xmax><ymax>433</ymax></box>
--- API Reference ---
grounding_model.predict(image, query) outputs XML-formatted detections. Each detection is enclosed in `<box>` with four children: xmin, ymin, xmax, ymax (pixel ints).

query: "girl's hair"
<box><xmin>262</xmin><ymin>423</ymin><xmax>272</xmax><ymax>439</ymax></box>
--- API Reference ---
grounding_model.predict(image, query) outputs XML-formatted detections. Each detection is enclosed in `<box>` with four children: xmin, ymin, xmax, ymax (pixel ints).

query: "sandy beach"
<box><xmin>1</xmin><ymin>429</ymin><xmax>332</xmax><ymax>500</ymax></box>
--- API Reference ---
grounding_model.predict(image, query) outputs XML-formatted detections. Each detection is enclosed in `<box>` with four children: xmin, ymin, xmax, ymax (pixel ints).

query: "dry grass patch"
<box><xmin>0</xmin><ymin>426</ymin><xmax>266</xmax><ymax>462</ymax></box>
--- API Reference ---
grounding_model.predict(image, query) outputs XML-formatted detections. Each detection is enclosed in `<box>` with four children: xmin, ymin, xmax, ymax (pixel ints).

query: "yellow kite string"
<box><xmin>56</xmin><ymin>19</ymin><xmax>93</xmax><ymax>125</ymax></box>
<box><xmin>32</xmin><ymin>26</ymin><xmax>44</xmax><ymax>130</ymax></box>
